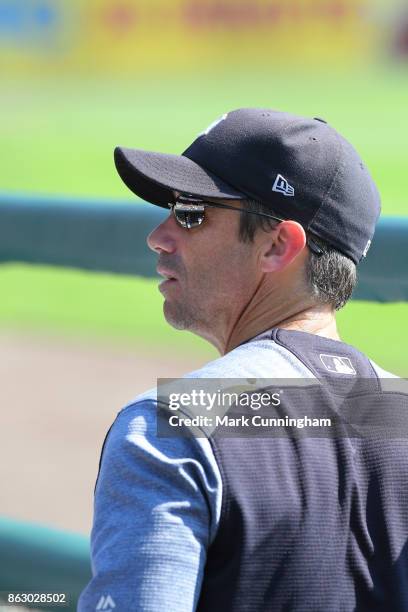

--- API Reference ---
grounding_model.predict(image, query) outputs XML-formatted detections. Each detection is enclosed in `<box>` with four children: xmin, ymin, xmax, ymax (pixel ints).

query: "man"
<box><xmin>79</xmin><ymin>109</ymin><xmax>408</xmax><ymax>611</ymax></box>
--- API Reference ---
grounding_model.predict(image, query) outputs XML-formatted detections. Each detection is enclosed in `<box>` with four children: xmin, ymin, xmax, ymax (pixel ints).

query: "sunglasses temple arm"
<box><xmin>204</xmin><ymin>202</ymin><xmax>284</xmax><ymax>223</ymax></box>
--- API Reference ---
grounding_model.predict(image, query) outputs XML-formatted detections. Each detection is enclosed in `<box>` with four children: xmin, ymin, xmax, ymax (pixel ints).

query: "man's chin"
<box><xmin>163</xmin><ymin>301</ymin><xmax>190</xmax><ymax>331</ymax></box>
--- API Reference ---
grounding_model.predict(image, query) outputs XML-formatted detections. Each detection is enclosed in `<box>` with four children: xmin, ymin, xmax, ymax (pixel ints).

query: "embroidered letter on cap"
<box><xmin>272</xmin><ymin>174</ymin><xmax>295</xmax><ymax>197</ymax></box>
<box><xmin>362</xmin><ymin>239</ymin><xmax>371</xmax><ymax>258</ymax></box>
<box><xmin>198</xmin><ymin>113</ymin><xmax>228</xmax><ymax>137</ymax></box>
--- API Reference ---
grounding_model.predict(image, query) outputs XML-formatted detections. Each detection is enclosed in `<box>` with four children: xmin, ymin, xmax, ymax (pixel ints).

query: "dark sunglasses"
<box><xmin>168</xmin><ymin>196</ymin><xmax>324</xmax><ymax>256</ymax></box>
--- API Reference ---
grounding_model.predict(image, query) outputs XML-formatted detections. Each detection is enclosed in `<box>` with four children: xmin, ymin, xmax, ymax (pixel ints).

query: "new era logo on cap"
<box><xmin>272</xmin><ymin>174</ymin><xmax>295</xmax><ymax>197</ymax></box>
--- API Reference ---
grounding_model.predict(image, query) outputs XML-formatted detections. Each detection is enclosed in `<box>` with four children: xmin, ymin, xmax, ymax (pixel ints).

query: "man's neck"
<box><xmin>220</xmin><ymin>307</ymin><xmax>339</xmax><ymax>355</ymax></box>
<box><xmin>274</xmin><ymin>307</ymin><xmax>340</xmax><ymax>340</ymax></box>
<box><xmin>220</xmin><ymin>275</ymin><xmax>340</xmax><ymax>354</ymax></box>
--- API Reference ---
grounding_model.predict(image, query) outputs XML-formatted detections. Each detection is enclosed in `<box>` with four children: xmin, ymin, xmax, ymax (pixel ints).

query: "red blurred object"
<box><xmin>394</xmin><ymin>19</ymin><xmax>408</xmax><ymax>57</ymax></box>
<box><xmin>102</xmin><ymin>3</ymin><xmax>137</xmax><ymax>33</ymax></box>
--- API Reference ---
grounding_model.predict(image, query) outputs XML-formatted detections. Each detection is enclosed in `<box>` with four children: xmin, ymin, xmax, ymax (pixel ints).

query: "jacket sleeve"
<box><xmin>78</xmin><ymin>399</ymin><xmax>221</xmax><ymax>612</ymax></box>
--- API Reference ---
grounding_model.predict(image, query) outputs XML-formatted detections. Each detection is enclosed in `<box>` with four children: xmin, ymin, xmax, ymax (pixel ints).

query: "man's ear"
<box><xmin>259</xmin><ymin>221</ymin><xmax>307</xmax><ymax>273</ymax></box>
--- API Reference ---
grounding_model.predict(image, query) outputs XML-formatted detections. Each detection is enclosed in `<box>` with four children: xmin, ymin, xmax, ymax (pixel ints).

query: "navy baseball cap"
<box><xmin>114</xmin><ymin>108</ymin><xmax>381</xmax><ymax>264</ymax></box>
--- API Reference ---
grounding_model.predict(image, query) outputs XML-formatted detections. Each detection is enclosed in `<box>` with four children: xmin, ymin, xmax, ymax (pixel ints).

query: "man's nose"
<box><xmin>147</xmin><ymin>213</ymin><xmax>178</xmax><ymax>254</ymax></box>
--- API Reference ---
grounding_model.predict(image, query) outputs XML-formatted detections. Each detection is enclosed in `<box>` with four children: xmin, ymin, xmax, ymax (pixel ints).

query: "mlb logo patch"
<box><xmin>319</xmin><ymin>354</ymin><xmax>356</xmax><ymax>375</ymax></box>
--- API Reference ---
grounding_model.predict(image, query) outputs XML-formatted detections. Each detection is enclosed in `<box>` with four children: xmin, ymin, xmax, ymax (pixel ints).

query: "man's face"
<box><xmin>146</xmin><ymin>200</ymin><xmax>262</xmax><ymax>343</ymax></box>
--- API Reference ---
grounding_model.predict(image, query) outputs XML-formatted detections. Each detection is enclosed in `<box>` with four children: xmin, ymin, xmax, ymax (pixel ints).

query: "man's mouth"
<box><xmin>157</xmin><ymin>267</ymin><xmax>178</xmax><ymax>281</ymax></box>
<box><xmin>157</xmin><ymin>268</ymin><xmax>179</xmax><ymax>293</ymax></box>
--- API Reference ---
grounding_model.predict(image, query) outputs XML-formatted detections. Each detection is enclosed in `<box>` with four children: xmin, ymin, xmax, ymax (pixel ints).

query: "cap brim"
<box><xmin>114</xmin><ymin>146</ymin><xmax>246</xmax><ymax>208</ymax></box>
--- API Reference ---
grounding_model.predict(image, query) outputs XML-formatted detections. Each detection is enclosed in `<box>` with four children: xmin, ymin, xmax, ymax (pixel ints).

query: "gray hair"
<box><xmin>238</xmin><ymin>199</ymin><xmax>357</xmax><ymax>310</ymax></box>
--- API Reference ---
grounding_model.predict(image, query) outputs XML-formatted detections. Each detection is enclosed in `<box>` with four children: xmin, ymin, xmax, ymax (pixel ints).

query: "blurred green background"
<box><xmin>1</xmin><ymin>0</ymin><xmax>408</xmax><ymax>373</ymax></box>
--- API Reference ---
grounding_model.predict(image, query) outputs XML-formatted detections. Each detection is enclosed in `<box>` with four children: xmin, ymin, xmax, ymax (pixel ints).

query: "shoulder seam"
<box><xmin>272</xmin><ymin>329</ymin><xmax>317</xmax><ymax>377</ymax></box>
